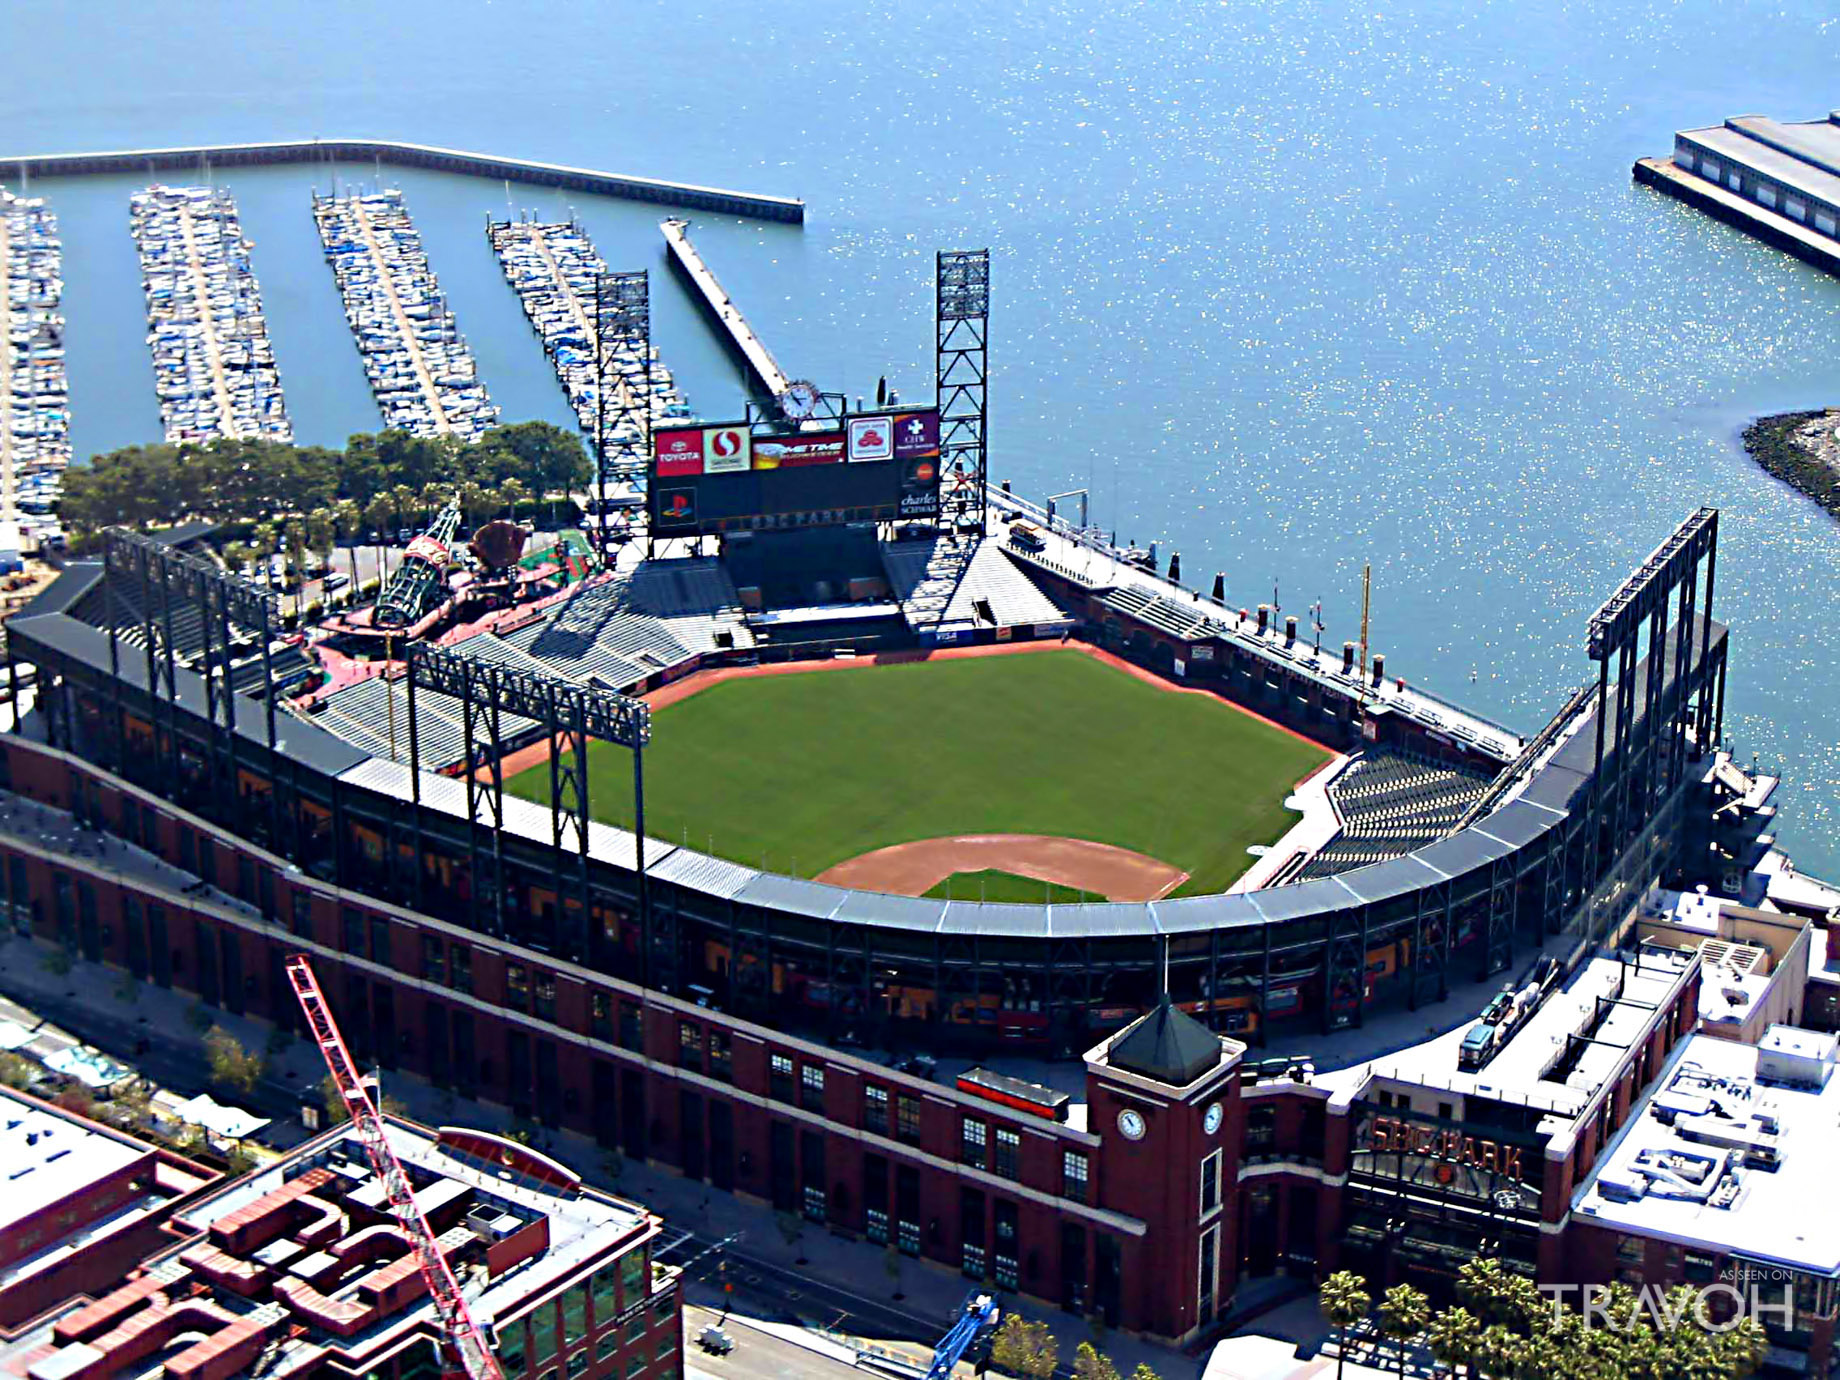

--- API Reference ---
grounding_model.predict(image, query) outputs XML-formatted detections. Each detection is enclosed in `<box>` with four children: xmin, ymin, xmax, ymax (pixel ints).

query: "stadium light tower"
<box><xmin>936</xmin><ymin>249</ymin><xmax>989</xmax><ymax>527</ymax></box>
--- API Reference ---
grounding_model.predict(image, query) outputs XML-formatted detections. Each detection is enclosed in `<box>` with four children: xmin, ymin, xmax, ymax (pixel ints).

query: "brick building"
<box><xmin>0</xmin><ymin>1116</ymin><xmax>680</xmax><ymax>1380</ymax></box>
<box><xmin>0</xmin><ymin>1087</ymin><xmax>221</xmax><ymax>1329</ymax></box>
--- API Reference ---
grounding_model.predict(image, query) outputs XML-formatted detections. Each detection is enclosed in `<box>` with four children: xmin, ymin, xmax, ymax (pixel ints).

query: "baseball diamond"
<box><xmin>503</xmin><ymin>648</ymin><xmax>1330</xmax><ymax>896</ymax></box>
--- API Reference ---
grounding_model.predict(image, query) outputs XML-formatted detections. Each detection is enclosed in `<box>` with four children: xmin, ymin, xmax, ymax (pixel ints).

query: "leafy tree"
<box><xmin>990</xmin><ymin>1315</ymin><xmax>1058</xmax><ymax>1379</ymax></box>
<box><xmin>1128</xmin><ymin>1364</ymin><xmax>1160</xmax><ymax>1380</ymax></box>
<box><xmin>0</xmin><ymin>1051</ymin><xmax>35</xmax><ymax>1089</ymax></box>
<box><xmin>883</xmin><ymin>1243</ymin><xmax>904</xmax><ymax>1301</ymax></box>
<box><xmin>204</xmin><ymin>1025</ymin><xmax>265</xmax><ymax>1096</ymax></box>
<box><xmin>1319</xmin><ymin>1271</ymin><xmax>1371</xmax><ymax>1380</ymax></box>
<box><xmin>317</xmin><ymin>1072</ymin><xmax>406</xmax><ymax>1125</ymax></box>
<box><xmin>40</xmin><ymin>945</ymin><xmax>72</xmax><ymax>976</ymax></box>
<box><xmin>1070</xmin><ymin>1342</ymin><xmax>1119</xmax><ymax>1380</ymax></box>
<box><xmin>1379</xmin><ymin>1283</ymin><xmax>1431</xmax><ymax>1378</ymax></box>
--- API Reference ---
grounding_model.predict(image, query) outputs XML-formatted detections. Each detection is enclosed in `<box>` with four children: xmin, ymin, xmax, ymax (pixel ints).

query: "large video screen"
<box><xmin>649</xmin><ymin>409</ymin><xmax>941</xmax><ymax>535</ymax></box>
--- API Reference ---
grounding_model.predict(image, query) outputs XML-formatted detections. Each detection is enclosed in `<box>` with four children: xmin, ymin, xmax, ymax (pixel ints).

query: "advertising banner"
<box><xmin>892</xmin><ymin>409</ymin><xmax>940</xmax><ymax>460</ymax></box>
<box><xmin>848</xmin><ymin>415</ymin><xmax>894</xmax><ymax>463</ymax></box>
<box><xmin>654</xmin><ymin>429</ymin><xmax>704</xmax><ymax>477</ymax></box>
<box><xmin>754</xmin><ymin>433</ymin><xmax>845</xmax><ymax>469</ymax></box>
<box><xmin>657</xmin><ymin>488</ymin><xmax>697</xmax><ymax>526</ymax></box>
<box><xmin>703</xmin><ymin>425</ymin><xmax>751</xmax><ymax>474</ymax></box>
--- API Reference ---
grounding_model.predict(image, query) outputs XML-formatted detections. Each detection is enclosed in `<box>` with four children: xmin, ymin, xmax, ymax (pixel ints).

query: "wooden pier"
<box><xmin>660</xmin><ymin>218</ymin><xmax>792</xmax><ymax>399</ymax></box>
<box><xmin>1634</xmin><ymin>156</ymin><xmax>1840</xmax><ymax>278</ymax></box>
<box><xmin>4</xmin><ymin>138</ymin><xmax>804</xmax><ymax>223</ymax></box>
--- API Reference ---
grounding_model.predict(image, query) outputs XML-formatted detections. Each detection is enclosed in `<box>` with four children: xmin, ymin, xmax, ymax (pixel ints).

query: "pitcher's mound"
<box><xmin>817</xmin><ymin>834</ymin><xmax>1188</xmax><ymax>902</ymax></box>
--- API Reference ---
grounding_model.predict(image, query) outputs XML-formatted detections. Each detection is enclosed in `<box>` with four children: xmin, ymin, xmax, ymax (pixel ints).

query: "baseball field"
<box><xmin>505</xmin><ymin>648</ymin><xmax>1329</xmax><ymax>897</ymax></box>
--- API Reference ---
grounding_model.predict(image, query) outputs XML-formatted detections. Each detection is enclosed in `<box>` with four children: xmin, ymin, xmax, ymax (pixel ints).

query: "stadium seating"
<box><xmin>1294</xmin><ymin>748</ymin><xmax>1495</xmax><ymax>880</ymax></box>
<box><xmin>307</xmin><ymin>672</ymin><xmax>540</xmax><ymax>772</ymax></box>
<box><xmin>881</xmin><ymin>537</ymin><xmax>1068</xmax><ymax>632</ymax></box>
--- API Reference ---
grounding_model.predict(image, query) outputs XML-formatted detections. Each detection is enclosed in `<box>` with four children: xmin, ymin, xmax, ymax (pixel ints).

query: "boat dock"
<box><xmin>486</xmin><ymin>216</ymin><xmax>689</xmax><ymax>450</ymax></box>
<box><xmin>313</xmin><ymin>189</ymin><xmax>497</xmax><ymax>441</ymax></box>
<box><xmin>3</xmin><ymin>139</ymin><xmax>804</xmax><ymax>223</ymax></box>
<box><xmin>129</xmin><ymin>186</ymin><xmax>291</xmax><ymax>444</ymax></box>
<box><xmin>660</xmin><ymin>218</ymin><xmax>792</xmax><ymax>399</ymax></box>
<box><xmin>0</xmin><ymin>187</ymin><xmax>70</xmax><ymax>547</ymax></box>
<box><xmin>1635</xmin><ymin>155</ymin><xmax>1840</xmax><ymax>278</ymax></box>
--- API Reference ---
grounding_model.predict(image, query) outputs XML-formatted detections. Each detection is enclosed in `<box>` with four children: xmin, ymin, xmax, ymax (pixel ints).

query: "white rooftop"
<box><xmin>1574</xmin><ymin>1031</ymin><xmax>1840</xmax><ymax>1274</ymax></box>
<box><xmin>0</xmin><ymin>1093</ymin><xmax>148</xmax><ymax>1237</ymax></box>
<box><xmin>1323</xmin><ymin>951</ymin><xmax>1695</xmax><ymax>1128</ymax></box>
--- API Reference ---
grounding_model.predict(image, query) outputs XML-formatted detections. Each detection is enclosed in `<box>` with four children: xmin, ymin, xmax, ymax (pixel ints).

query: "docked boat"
<box><xmin>128</xmin><ymin>185</ymin><xmax>292</xmax><ymax>445</ymax></box>
<box><xmin>313</xmin><ymin>188</ymin><xmax>498</xmax><ymax>443</ymax></box>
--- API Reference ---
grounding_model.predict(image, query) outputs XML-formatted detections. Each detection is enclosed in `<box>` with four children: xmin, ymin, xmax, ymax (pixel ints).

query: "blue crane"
<box><xmin>926</xmin><ymin>1292</ymin><xmax>1001</xmax><ymax>1380</ymax></box>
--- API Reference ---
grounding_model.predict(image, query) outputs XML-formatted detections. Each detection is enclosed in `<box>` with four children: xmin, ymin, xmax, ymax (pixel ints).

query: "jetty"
<box><xmin>661</xmin><ymin>218</ymin><xmax>791</xmax><ymax>399</ymax></box>
<box><xmin>129</xmin><ymin>186</ymin><xmax>291</xmax><ymax>444</ymax></box>
<box><xmin>313</xmin><ymin>189</ymin><xmax>497</xmax><ymax>441</ymax></box>
<box><xmin>3</xmin><ymin>139</ymin><xmax>803</xmax><ymax>223</ymax></box>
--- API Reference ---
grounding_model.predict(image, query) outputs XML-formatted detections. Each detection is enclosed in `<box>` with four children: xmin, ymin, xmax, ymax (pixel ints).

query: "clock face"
<box><xmin>1117</xmin><ymin>1109</ymin><xmax>1147</xmax><ymax>1141</ymax></box>
<box><xmin>780</xmin><ymin>380</ymin><xmax>821</xmax><ymax>421</ymax></box>
<box><xmin>1203</xmin><ymin>1102</ymin><xmax>1223</xmax><ymax>1136</ymax></box>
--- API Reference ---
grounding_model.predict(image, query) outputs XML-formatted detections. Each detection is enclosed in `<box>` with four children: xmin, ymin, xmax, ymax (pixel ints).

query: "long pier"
<box><xmin>1634</xmin><ymin>156</ymin><xmax>1840</xmax><ymax>277</ymax></box>
<box><xmin>4</xmin><ymin>138</ymin><xmax>804</xmax><ymax>223</ymax></box>
<box><xmin>661</xmin><ymin>218</ymin><xmax>792</xmax><ymax>399</ymax></box>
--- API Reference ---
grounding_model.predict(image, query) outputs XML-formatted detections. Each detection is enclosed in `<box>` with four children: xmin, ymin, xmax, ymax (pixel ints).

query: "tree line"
<box><xmin>1318</xmin><ymin>1258</ymin><xmax>1768</xmax><ymax>1380</ymax></box>
<box><xmin>57</xmin><ymin>420</ymin><xmax>591</xmax><ymax>546</ymax></box>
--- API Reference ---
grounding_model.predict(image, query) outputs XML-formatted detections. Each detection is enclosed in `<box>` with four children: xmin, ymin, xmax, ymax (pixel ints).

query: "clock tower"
<box><xmin>1085</xmin><ymin>999</ymin><xmax>1244</xmax><ymax>1343</ymax></box>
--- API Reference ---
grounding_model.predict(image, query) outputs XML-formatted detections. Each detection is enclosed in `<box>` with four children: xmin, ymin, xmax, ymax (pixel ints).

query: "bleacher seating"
<box><xmin>1294</xmin><ymin>748</ymin><xmax>1495</xmax><ymax>880</ymax></box>
<box><xmin>307</xmin><ymin>672</ymin><xmax>539</xmax><ymax>772</ymax></box>
<box><xmin>70</xmin><ymin>566</ymin><xmax>304</xmax><ymax>698</ymax></box>
<box><xmin>881</xmin><ymin>537</ymin><xmax>1068</xmax><ymax>631</ymax></box>
<box><xmin>496</xmin><ymin>578</ymin><xmax>696</xmax><ymax>691</ymax></box>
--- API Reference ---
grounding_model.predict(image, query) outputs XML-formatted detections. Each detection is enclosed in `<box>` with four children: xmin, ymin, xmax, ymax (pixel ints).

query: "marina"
<box><xmin>313</xmin><ymin>187</ymin><xmax>498</xmax><ymax>441</ymax></box>
<box><xmin>486</xmin><ymin>215</ymin><xmax>691</xmax><ymax>449</ymax></box>
<box><xmin>128</xmin><ymin>185</ymin><xmax>291</xmax><ymax>444</ymax></box>
<box><xmin>0</xmin><ymin>186</ymin><xmax>69</xmax><ymax>550</ymax></box>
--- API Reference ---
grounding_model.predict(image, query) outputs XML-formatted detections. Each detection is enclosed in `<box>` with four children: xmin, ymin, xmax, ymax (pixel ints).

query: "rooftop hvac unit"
<box><xmin>1757</xmin><ymin>1025</ymin><xmax>1838</xmax><ymax>1090</ymax></box>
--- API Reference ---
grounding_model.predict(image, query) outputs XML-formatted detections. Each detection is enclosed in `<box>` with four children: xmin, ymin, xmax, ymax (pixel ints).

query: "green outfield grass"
<box><xmin>924</xmin><ymin>870</ymin><xmax>1096</xmax><ymax>904</ymax></box>
<box><xmin>506</xmin><ymin>650</ymin><xmax>1328</xmax><ymax>895</ymax></box>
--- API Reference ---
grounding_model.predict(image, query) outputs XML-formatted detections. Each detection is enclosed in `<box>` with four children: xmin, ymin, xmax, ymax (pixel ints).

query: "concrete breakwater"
<box><xmin>3</xmin><ymin>139</ymin><xmax>805</xmax><ymax>223</ymax></box>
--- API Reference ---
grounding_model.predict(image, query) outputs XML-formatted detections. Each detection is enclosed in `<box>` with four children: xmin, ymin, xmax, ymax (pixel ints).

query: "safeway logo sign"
<box><xmin>704</xmin><ymin>426</ymin><xmax>750</xmax><ymax>474</ymax></box>
<box><xmin>849</xmin><ymin>415</ymin><xmax>894</xmax><ymax>463</ymax></box>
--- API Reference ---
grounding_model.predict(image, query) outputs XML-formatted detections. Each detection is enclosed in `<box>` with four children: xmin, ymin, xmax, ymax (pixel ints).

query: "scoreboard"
<box><xmin>648</xmin><ymin>408</ymin><xmax>941</xmax><ymax>536</ymax></box>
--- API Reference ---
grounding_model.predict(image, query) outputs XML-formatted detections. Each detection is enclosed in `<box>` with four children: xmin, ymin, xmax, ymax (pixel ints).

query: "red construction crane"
<box><xmin>285</xmin><ymin>954</ymin><xmax>505</xmax><ymax>1380</ymax></box>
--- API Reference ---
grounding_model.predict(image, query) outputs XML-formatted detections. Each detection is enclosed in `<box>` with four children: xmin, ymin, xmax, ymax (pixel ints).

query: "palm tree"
<box><xmin>1457</xmin><ymin>1258</ymin><xmax>1513</xmax><ymax>1327</ymax></box>
<box><xmin>1470</xmin><ymin>1323</ymin><xmax>1522</xmax><ymax>1380</ymax></box>
<box><xmin>500</xmin><ymin>476</ymin><xmax>531</xmax><ymax>525</ymax></box>
<box><xmin>1319</xmin><ymin>1271</ymin><xmax>1371</xmax><ymax>1380</ymax></box>
<box><xmin>1426</xmin><ymin>1305</ymin><xmax>1482</xmax><ymax>1379</ymax></box>
<box><xmin>334</xmin><ymin>498</ymin><xmax>363</xmax><ymax>596</ymax></box>
<box><xmin>1379</xmin><ymin>1283</ymin><xmax>1431</xmax><ymax>1378</ymax></box>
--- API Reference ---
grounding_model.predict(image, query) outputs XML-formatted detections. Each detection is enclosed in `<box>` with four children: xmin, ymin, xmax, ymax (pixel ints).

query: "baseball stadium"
<box><xmin>0</xmin><ymin>244</ymin><xmax>1773</xmax><ymax>1342</ymax></box>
